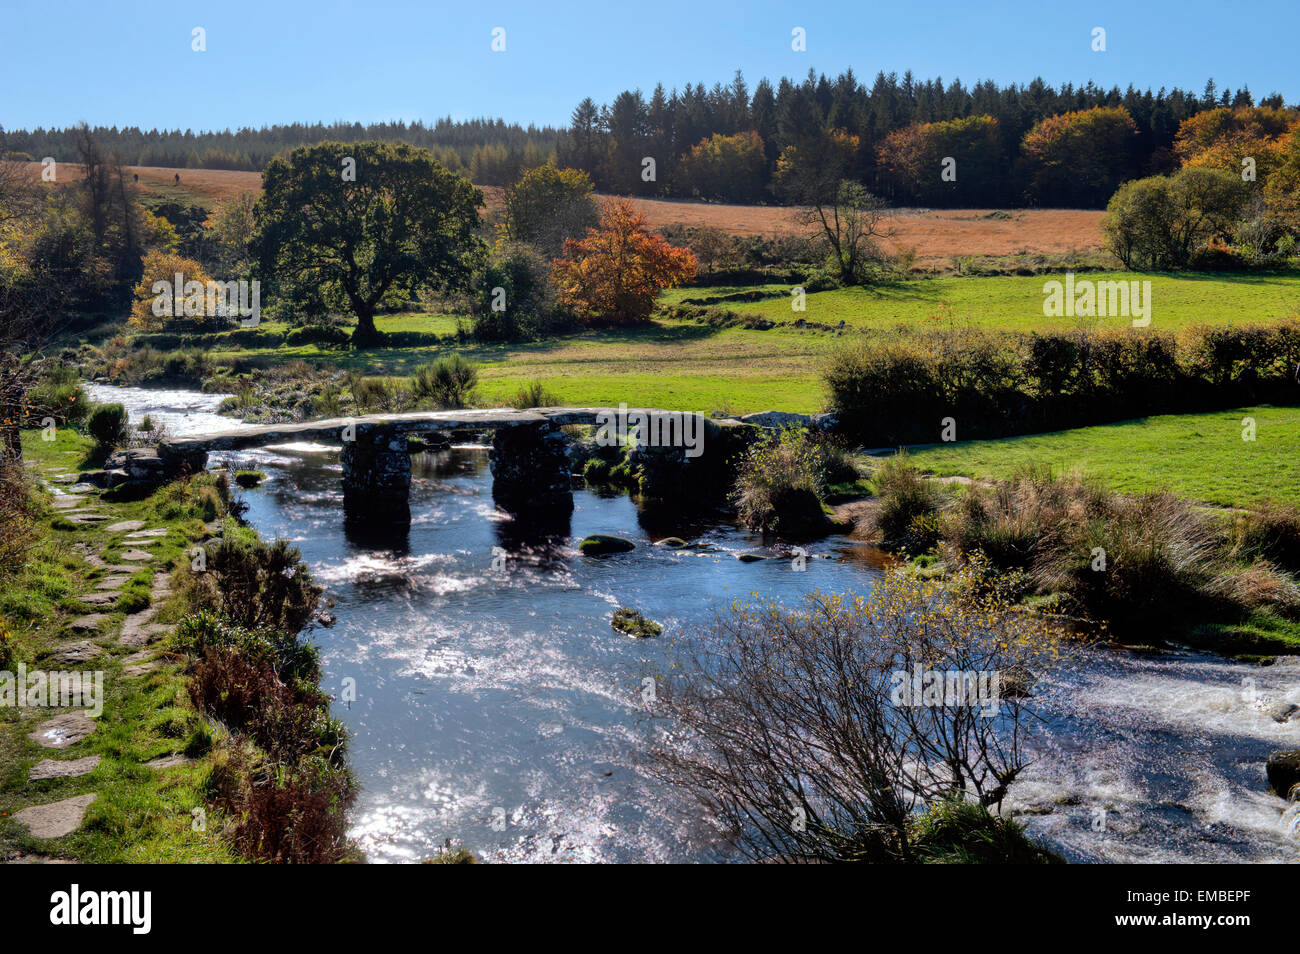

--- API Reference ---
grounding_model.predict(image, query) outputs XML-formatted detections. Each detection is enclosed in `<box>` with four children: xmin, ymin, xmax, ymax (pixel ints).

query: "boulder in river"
<box><xmin>579</xmin><ymin>534</ymin><xmax>635</xmax><ymax>556</ymax></box>
<box><xmin>611</xmin><ymin>608</ymin><xmax>663</xmax><ymax>638</ymax></box>
<box><xmin>1266</xmin><ymin>750</ymin><xmax>1300</xmax><ymax>799</ymax></box>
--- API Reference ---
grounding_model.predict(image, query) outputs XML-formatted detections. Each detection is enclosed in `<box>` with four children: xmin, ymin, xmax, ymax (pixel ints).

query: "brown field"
<box><xmin>24</xmin><ymin>163</ymin><xmax>1105</xmax><ymax>262</ymax></box>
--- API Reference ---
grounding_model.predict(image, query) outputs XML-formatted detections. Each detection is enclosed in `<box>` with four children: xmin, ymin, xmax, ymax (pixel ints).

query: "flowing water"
<box><xmin>89</xmin><ymin>384</ymin><xmax>1300</xmax><ymax>863</ymax></box>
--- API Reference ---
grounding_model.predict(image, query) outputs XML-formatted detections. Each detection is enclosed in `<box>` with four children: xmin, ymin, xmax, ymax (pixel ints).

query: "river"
<box><xmin>88</xmin><ymin>383</ymin><xmax>1300</xmax><ymax>863</ymax></box>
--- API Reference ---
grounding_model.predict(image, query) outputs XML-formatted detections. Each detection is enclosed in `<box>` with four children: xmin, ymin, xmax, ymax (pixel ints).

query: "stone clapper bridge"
<box><xmin>159</xmin><ymin>407</ymin><xmax>759</xmax><ymax>525</ymax></box>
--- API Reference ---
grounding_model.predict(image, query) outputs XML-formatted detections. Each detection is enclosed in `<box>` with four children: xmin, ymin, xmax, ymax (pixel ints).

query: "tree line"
<box><xmin>0</xmin><ymin>118</ymin><xmax>562</xmax><ymax>186</ymax></box>
<box><xmin>3</xmin><ymin>72</ymin><xmax>1291</xmax><ymax>205</ymax></box>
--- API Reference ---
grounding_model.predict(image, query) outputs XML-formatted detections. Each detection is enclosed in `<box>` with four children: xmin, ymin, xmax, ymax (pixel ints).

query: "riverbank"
<box><xmin>0</xmin><ymin>428</ymin><xmax>353</xmax><ymax>862</ymax></box>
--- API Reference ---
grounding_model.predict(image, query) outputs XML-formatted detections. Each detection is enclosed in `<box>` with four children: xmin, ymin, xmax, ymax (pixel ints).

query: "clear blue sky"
<box><xmin>3</xmin><ymin>0</ymin><xmax>1297</xmax><ymax>132</ymax></box>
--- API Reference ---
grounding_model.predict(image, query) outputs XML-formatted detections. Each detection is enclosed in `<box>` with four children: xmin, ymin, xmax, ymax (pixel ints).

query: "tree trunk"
<box><xmin>351</xmin><ymin>305</ymin><xmax>384</xmax><ymax>348</ymax></box>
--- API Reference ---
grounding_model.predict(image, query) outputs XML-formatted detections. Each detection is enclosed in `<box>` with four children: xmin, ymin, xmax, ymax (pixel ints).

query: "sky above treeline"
<box><xmin>2</xmin><ymin>0</ymin><xmax>1297</xmax><ymax>132</ymax></box>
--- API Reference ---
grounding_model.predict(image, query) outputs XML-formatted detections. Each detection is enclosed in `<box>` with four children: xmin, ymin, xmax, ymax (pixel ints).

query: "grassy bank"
<box><xmin>0</xmin><ymin>429</ymin><xmax>351</xmax><ymax>862</ymax></box>
<box><xmin>0</xmin><ymin>430</ymin><xmax>237</xmax><ymax>861</ymax></box>
<box><xmin>899</xmin><ymin>405</ymin><xmax>1300</xmax><ymax>508</ymax></box>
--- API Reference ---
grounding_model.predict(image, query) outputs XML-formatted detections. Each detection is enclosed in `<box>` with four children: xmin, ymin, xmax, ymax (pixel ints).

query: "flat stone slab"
<box><xmin>123</xmin><ymin>663</ymin><xmax>158</xmax><ymax>678</ymax></box>
<box><xmin>68</xmin><ymin>614</ymin><xmax>109</xmax><ymax>633</ymax></box>
<box><xmin>145</xmin><ymin>754</ymin><xmax>190</xmax><ymax>771</ymax></box>
<box><xmin>52</xmin><ymin>641</ymin><xmax>102</xmax><ymax>665</ymax></box>
<box><xmin>95</xmin><ymin>575</ymin><xmax>130</xmax><ymax>591</ymax></box>
<box><xmin>29</xmin><ymin>755</ymin><xmax>101</xmax><ymax>781</ymax></box>
<box><xmin>51</xmin><ymin>496</ymin><xmax>84</xmax><ymax>510</ymax></box>
<box><xmin>122</xmin><ymin>649</ymin><xmax>161</xmax><ymax>665</ymax></box>
<box><xmin>125</xmin><ymin>528</ymin><xmax>168</xmax><ymax>539</ymax></box>
<box><xmin>121</xmin><ymin>623</ymin><xmax>172</xmax><ymax>648</ymax></box>
<box><xmin>69</xmin><ymin>482</ymin><xmax>99</xmax><ymax>494</ymax></box>
<box><xmin>63</xmin><ymin>513</ymin><xmax>109</xmax><ymax>524</ymax></box>
<box><xmin>74</xmin><ymin>592</ymin><xmax>118</xmax><ymax>607</ymax></box>
<box><xmin>105</xmin><ymin>520</ymin><xmax>146</xmax><ymax>533</ymax></box>
<box><xmin>46</xmin><ymin>673</ymin><xmax>98</xmax><ymax>707</ymax></box>
<box><xmin>2</xmin><ymin>852</ymin><xmax>77</xmax><ymax>864</ymax></box>
<box><xmin>13</xmin><ymin>794</ymin><xmax>97</xmax><ymax>839</ymax></box>
<box><xmin>119</xmin><ymin>549</ymin><xmax>155</xmax><ymax>562</ymax></box>
<box><xmin>28</xmin><ymin>712</ymin><xmax>96</xmax><ymax>749</ymax></box>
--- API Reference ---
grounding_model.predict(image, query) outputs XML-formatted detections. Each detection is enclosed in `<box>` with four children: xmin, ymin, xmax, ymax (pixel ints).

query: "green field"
<box><xmin>209</xmin><ymin>316</ymin><xmax>843</xmax><ymax>414</ymax></box>
<box><xmin>664</xmin><ymin>271</ymin><xmax>1300</xmax><ymax>332</ymax></box>
<box><xmin>898</xmin><ymin>405</ymin><xmax>1300</xmax><ymax>508</ymax></box>
<box><xmin>151</xmin><ymin>270</ymin><xmax>1300</xmax><ymax>416</ymax></box>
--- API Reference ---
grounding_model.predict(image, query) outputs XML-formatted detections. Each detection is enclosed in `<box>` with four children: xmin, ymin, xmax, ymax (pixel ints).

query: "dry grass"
<box><xmin>24</xmin><ymin>163</ymin><xmax>1104</xmax><ymax>259</ymax></box>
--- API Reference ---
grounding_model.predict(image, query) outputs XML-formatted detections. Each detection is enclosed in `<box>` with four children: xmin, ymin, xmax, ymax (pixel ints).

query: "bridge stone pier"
<box><xmin>340</xmin><ymin>422</ymin><xmax>412</xmax><ymax>525</ymax></box>
<box><xmin>161</xmin><ymin>407</ymin><xmax>761</xmax><ymax>529</ymax></box>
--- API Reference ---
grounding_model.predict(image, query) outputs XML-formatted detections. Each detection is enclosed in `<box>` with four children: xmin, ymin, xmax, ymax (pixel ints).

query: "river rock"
<box><xmin>578</xmin><ymin>534</ymin><xmax>636</xmax><ymax>556</ymax></box>
<box><xmin>739</xmin><ymin>411</ymin><xmax>814</xmax><ymax>430</ymax></box>
<box><xmin>611</xmin><ymin>607</ymin><xmax>663</xmax><ymax>638</ymax></box>
<box><xmin>1266</xmin><ymin>750</ymin><xmax>1300</xmax><ymax>798</ymax></box>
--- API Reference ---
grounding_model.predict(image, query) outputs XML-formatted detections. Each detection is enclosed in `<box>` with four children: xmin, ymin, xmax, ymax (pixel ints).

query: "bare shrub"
<box><xmin>650</xmin><ymin>560</ymin><xmax>1064</xmax><ymax>862</ymax></box>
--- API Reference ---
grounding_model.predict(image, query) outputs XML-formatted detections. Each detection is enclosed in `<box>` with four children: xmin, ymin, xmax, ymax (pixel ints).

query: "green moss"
<box><xmin>611</xmin><ymin>607</ymin><xmax>663</xmax><ymax>638</ymax></box>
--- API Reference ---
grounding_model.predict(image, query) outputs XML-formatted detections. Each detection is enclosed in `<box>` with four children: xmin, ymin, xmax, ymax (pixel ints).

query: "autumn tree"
<box><xmin>503</xmin><ymin>164</ymin><xmax>599</xmax><ymax>257</ymax></box>
<box><xmin>1020</xmin><ymin>107</ymin><xmax>1140</xmax><ymax>207</ymax></box>
<box><xmin>877</xmin><ymin>115</ymin><xmax>1005</xmax><ymax>206</ymax></box>
<box><xmin>1264</xmin><ymin>125</ymin><xmax>1300</xmax><ymax>233</ymax></box>
<box><xmin>1174</xmin><ymin>106</ymin><xmax>1298</xmax><ymax>182</ymax></box>
<box><xmin>129</xmin><ymin>249</ymin><xmax>214</xmax><ymax>330</ymax></box>
<box><xmin>251</xmin><ymin>140</ymin><xmax>484</xmax><ymax>347</ymax></box>
<box><xmin>679</xmin><ymin>131</ymin><xmax>767</xmax><ymax>202</ymax></box>
<box><xmin>552</xmin><ymin>197</ymin><xmax>697</xmax><ymax>325</ymax></box>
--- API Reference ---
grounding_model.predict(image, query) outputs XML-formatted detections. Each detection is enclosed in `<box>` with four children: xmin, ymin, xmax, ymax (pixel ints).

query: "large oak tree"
<box><xmin>252</xmin><ymin>141</ymin><xmax>484</xmax><ymax>346</ymax></box>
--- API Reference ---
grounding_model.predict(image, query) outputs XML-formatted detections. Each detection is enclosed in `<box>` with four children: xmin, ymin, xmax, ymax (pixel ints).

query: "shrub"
<box><xmin>470</xmin><ymin>242</ymin><xmax>570</xmax><ymax>341</ymax></box>
<box><xmin>0</xmin><ymin>467</ymin><xmax>36</xmax><ymax>580</ymax></box>
<box><xmin>410</xmin><ymin>354</ymin><xmax>479</xmax><ymax>409</ymax></box>
<box><xmin>582</xmin><ymin>457</ymin><xmax>611</xmax><ymax>482</ymax></box>
<box><xmin>88</xmin><ymin>402</ymin><xmax>129</xmax><ymax>448</ymax></box>
<box><xmin>508</xmin><ymin>380</ymin><xmax>560</xmax><ymax>409</ymax></box>
<box><xmin>870</xmin><ymin>455</ymin><xmax>943</xmax><ymax>552</ymax></box>
<box><xmin>25</xmin><ymin>364</ymin><xmax>89</xmax><ymax>428</ymax></box>
<box><xmin>909</xmin><ymin>798</ymin><xmax>1063</xmax><ymax>864</ymax></box>
<box><xmin>652</xmin><ymin>563</ymin><xmax>1065</xmax><ymax>862</ymax></box>
<box><xmin>944</xmin><ymin>466</ymin><xmax>1109</xmax><ymax>572</ymax></box>
<box><xmin>733</xmin><ymin>429</ymin><xmax>829</xmax><ymax>536</ymax></box>
<box><xmin>180</xmin><ymin>529</ymin><xmax>322</xmax><ymax>634</ymax></box>
<box><xmin>1035</xmin><ymin>493</ymin><xmax>1222</xmax><ymax>636</ymax></box>
<box><xmin>1227</xmin><ymin>502</ymin><xmax>1300</xmax><ymax>575</ymax></box>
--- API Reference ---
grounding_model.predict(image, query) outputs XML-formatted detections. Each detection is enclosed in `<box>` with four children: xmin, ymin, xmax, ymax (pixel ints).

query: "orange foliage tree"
<box><xmin>1020</xmin><ymin>106</ymin><xmax>1139</xmax><ymax>207</ymax></box>
<box><xmin>551</xmin><ymin>198</ymin><xmax>697</xmax><ymax>325</ymax></box>
<box><xmin>1174</xmin><ymin>106</ymin><xmax>1298</xmax><ymax>182</ymax></box>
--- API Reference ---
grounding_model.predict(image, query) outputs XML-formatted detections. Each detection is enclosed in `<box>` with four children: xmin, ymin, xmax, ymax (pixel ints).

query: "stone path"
<box><xmin>5</xmin><ymin>455</ymin><xmax>207</xmax><ymax>856</ymax></box>
<box><xmin>6</xmin><ymin>501</ymin><xmax>184</xmax><ymax>850</ymax></box>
